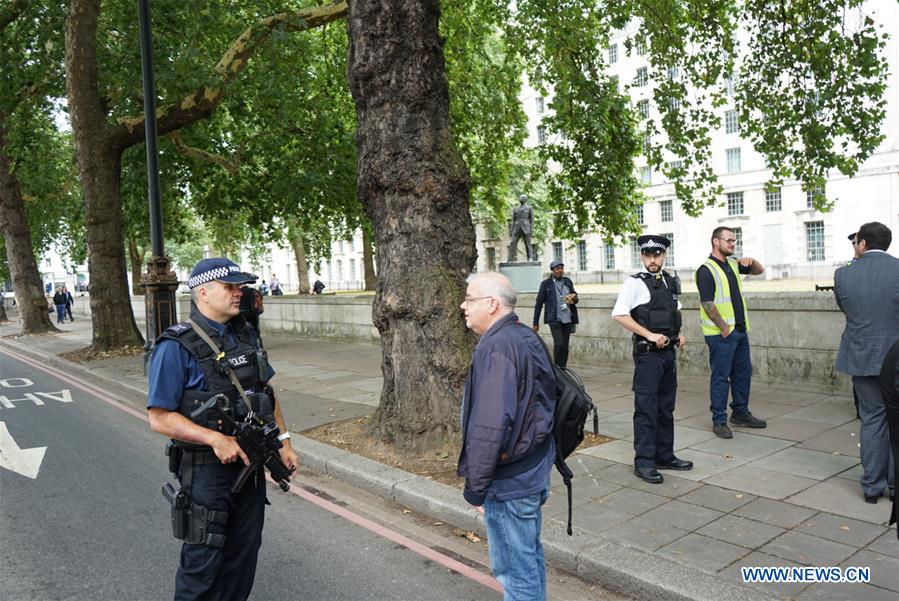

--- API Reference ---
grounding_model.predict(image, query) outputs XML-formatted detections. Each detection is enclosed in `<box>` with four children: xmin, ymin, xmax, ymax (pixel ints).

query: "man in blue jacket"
<box><xmin>532</xmin><ymin>260</ymin><xmax>579</xmax><ymax>368</ymax></box>
<box><xmin>458</xmin><ymin>272</ymin><xmax>556</xmax><ymax>601</ymax></box>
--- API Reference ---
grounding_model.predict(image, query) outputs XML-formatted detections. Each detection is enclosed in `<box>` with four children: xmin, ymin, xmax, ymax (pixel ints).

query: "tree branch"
<box><xmin>168</xmin><ymin>131</ymin><xmax>240</xmax><ymax>176</ymax></box>
<box><xmin>0</xmin><ymin>0</ymin><xmax>28</xmax><ymax>31</ymax></box>
<box><xmin>112</xmin><ymin>0</ymin><xmax>348</xmax><ymax>150</ymax></box>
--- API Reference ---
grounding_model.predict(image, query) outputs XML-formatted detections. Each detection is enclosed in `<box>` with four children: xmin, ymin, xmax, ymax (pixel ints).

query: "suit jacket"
<box><xmin>834</xmin><ymin>251</ymin><xmax>899</xmax><ymax>376</ymax></box>
<box><xmin>533</xmin><ymin>276</ymin><xmax>579</xmax><ymax>326</ymax></box>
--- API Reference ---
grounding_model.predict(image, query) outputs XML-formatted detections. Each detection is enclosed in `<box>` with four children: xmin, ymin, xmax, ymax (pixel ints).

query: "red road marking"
<box><xmin>0</xmin><ymin>347</ymin><xmax>503</xmax><ymax>594</ymax></box>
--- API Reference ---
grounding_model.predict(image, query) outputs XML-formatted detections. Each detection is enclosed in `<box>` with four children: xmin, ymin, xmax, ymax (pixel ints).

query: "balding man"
<box><xmin>458</xmin><ymin>272</ymin><xmax>556</xmax><ymax>601</ymax></box>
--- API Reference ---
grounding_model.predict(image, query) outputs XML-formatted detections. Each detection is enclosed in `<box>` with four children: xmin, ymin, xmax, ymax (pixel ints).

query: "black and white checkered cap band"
<box><xmin>188</xmin><ymin>265</ymin><xmax>244</xmax><ymax>289</ymax></box>
<box><xmin>640</xmin><ymin>240</ymin><xmax>667</xmax><ymax>250</ymax></box>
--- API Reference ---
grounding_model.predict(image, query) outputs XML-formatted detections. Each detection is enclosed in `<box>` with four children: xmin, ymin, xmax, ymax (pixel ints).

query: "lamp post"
<box><xmin>138</xmin><ymin>0</ymin><xmax>178</xmax><ymax>358</ymax></box>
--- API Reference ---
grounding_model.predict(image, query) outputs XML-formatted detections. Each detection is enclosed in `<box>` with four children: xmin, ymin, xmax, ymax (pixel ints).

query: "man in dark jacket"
<box><xmin>52</xmin><ymin>288</ymin><xmax>66</xmax><ymax>324</ymax></box>
<box><xmin>459</xmin><ymin>272</ymin><xmax>556</xmax><ymax>601</ymax></box>
<box><xmin>880</xmin><ymin>338</ymin><xmax>899</xmax><ymax>536</ymax></box>
<box><xmin>532</xmin><ymin>260</ymin><xmax>579</xmax><ymax>368</ymax></box>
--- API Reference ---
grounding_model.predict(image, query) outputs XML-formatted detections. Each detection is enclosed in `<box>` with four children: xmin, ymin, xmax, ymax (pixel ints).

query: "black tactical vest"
<box><xmin>156</xmin><ymin>307</ymin><xmax>269</xmax><ymax>422</ymax></box>
<box><xmin>629</xmin><ymin>271</ymin><xmax>682</xmax><ymax>339</ymax></box>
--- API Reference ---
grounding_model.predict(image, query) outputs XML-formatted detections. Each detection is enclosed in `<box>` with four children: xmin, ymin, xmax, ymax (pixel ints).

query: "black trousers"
<box><xmin>549</xmin><ymin>322</ymin><xmax>575</xmax><ymax>368</ymax></box>
<box><xmin>631</xmin><ymin>347</ymin><xmax>677</xmax><ymax>468</ymax></box>
<box><xmin>175</xmin><ymin>463</ymin><xmax>267</xmax><ymax>601</ymax></box>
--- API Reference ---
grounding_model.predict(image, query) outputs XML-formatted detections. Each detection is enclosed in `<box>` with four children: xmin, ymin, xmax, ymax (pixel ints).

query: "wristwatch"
<box><xmin>277</xmin><ymin>432</ymin><xmax>291</xmax><ymax>442</ymax></box>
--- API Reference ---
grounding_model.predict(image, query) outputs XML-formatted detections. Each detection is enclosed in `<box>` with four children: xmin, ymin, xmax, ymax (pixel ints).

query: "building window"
<box><xmin>336</xmin><ymin>259</ymin><xmax>343</xmax><ymax>281</ymax></box>
<box><xmin>668</xmin><ymin>160</ymin><xmax>683</xmax><ymax>178</ymax></box>
<box><xmin>806</xmin><ymin>186</ymin><xmax>824</xmax><ymax>209</ymax></box>
<box><xmin>805</xmin><ymin>221</ymin><xmax>825</xmax><ymax>262</ymax></box>
<box><xmin>765</xmin><ymin>188</ymin><xmax>782</xmax><ymax>212</ymax></box>
<box><xmin>486</xmin><ymin>247</ymin><xmax>496</xmax><ymax>271</ymax></box>
<box><xmin>635</xmin><ymin>67</ymin><xmax>648</xmax><ymax>87</ymax></box>
<box><xmin>643</xmin><ymin>135</ymin><xmax>652</xmax><ymax>156</ymax></box>
<box><xmin>635</xmin><ymin>39</ymin><xmax>646</xmax><ymax>55</ymax></box>
<box><xmin>608</xmin><ymin>43</ymin><xmax>618</xmax><ymax>64</ymax></box>
<box><xmin>725</xmin><ymin>75</ymin><xmax>735</xmax><ymax>97</ymax></box>
<box><xmin>630</xmin><ymin>238</ymin><xmax>642</xmax><ymax>269</ymax></box>
<box><xmin>733</xmin><ymin>227</ymin><xmax>743</xmax><ymax>256</ymax></box>
<box><xmin>636</xmin><ymin>203</ymin><xmax>645</xmax><ymax>224</ymax></box>
<box><xmin>668</xmin><ymin>96</ymin><xmax>681</xmax><ymax>110</ymax></box>
<box><xmin>727</xmin><ymin>191</ymin><xmax>744</xmax><ymax>216</ymax></box>
<box><xmin>552</xmin><ymin>242</ymin><xmax>563</xmax><ymax>263</ymax></box>
<box><xmin>577</xmin><ymin>240</ymin><xmax>588</xmax><ymax>271</ymax></box>
<box><xmin>660</xmin><ymin>199</ymin><xmax>673</xmax><ymax>222</ymax></box>
<box><xmin>640</xmin><ymin>166</ymin><xmax>651</xmax><ymax>185</ymax></box>
<box><xmin>337</xmin><ymin>240</ymin><xmax>344</xmax><ymax>254</ymax></box>
<box><xmin>637</xmin><ymin>99</ymin><xmax>650</xmax><ymax>119</ymax></box>
<box><xmin>725</xmin><ymin>110</ymin><xmax>739</xmax><ymax>134</ymax></box>
<box><xmin>726</xmin><ymin>148</ymin><xmax>741</xmax><ymax>174</ymax></box>
<box><xmin>349</xmin><ymin>258</ymin><xmax>356</xmax><ymax>281</ymax></box>
<box><xmin>326</xmin><ymin>261</ymin><xmax>332</xmax><ymax>281</ymax></box>
<box><xmin>536</xmin><ymin>97</ymin><xmax>544</xmax><ymax>114</ymax></box>
<box><xmin>667</xmin><ymin>66</ymin><xmax>679</xmax><ymax>80</ymax></box>
<box><xmin>662</xmin><ymin>233</ymin><xmax>675</xmax><ymax>266</ymax></box>
<box><xmin>610</xmin><ymin>74</ymin><xmax>619</xmax><ymax>92</ymax></box>
<box><xmin>604</xmin><ymin>245</ymin><xmax>615</xmax><ymax>270</ymax></box>
<box><xmin>537</xmin><ymin>126</ymin><xmax>546</xmax><ymax>144</ymax></box>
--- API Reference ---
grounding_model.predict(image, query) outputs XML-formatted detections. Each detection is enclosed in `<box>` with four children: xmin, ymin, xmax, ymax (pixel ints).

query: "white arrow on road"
<box><xmin>0</xmin><ymin>422</ymin><xmax>46</xmax><ymax>479</ymax></box>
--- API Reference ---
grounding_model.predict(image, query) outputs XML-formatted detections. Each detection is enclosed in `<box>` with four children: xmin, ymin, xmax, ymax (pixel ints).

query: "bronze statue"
<box><xmin>508</xmin><ymin>194</ymin><xmax>534</xmax><ymax>262</ymax></box>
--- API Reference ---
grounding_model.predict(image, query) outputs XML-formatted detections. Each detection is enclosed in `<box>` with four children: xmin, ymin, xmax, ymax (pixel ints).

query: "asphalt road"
<box><xmin>0</xmin><ymin>349</ymin><xmax>502</xmax><ymax>601</ymax></box>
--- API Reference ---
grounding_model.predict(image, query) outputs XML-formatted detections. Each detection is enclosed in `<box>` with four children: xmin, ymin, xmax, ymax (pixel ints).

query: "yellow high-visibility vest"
<box><xmin>696</xmin><ymin>257</ymin><xmax>750</xmax><ymax>335</ymax></box>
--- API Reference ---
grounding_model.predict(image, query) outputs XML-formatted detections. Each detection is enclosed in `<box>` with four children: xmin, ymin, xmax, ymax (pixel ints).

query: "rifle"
<box><xmin>190</xmin><ymin>394</ymin><xmax>295</xmax><ymax>493</ymax></box>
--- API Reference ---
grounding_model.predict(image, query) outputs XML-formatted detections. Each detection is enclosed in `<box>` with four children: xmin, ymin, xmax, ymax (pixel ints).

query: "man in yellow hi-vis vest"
<box><xmin>696</xmin><ymin>226</ymin><xmax>766</xmax><ymax>439</ymax></box>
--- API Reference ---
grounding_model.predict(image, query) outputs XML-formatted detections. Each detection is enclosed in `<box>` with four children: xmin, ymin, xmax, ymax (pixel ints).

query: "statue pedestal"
<box><xmin>498</xmin><ymin>261</ymin><xmax>542</xmax><ymax>293</ymax></box>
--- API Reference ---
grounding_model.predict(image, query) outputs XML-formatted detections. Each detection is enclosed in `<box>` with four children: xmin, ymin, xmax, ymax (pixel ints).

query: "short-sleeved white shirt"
<box><xmin>612</xmin><ymin>270</ymin><xmax>682</xmax><ymax>316</ymax></box>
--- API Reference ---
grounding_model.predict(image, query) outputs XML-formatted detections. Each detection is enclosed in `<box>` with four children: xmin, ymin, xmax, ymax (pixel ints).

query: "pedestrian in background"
<box><xmin>696</xmin><ymin>226</ymin><xmax>767</xmax><ymax>439</ymax></box>
<box><xmin>834</xmin><ymin>221</ymin><xmax>899</xmax><ymax>504</ymax></box>
<box><xmin>459</xmin><ymin>272</ymin><xmax>556</xmax><ymax>601</ymax></box>
<box><xmin>269</xmin><ymin>274</ymin><xmax>282</xmax><ymax>295</ymax></box>
<box><xmin>612</xmin><ymin>235</ymin><xmax>692</xmax><ymax>484</ymax></box>
<box><xmin>532</xmin><ymin>260</ymin><xmax>579</xmax><ymax>368</ymax></box>
<box><xmin>52</xmin><ymin>288</ymin><xmax>66</xmax><ymax>324</ymax></box>
<box><xmin>63</xmin><ymin>286</ymin><xmax>75</xmax><ymax>322</ymax></box>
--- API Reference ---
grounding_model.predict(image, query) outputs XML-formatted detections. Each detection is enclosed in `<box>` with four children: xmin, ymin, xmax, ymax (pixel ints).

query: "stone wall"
<box><xmin>108</xmin><ymin>290</ymin><xmax>848</xmax><ymax>394</ymax></box>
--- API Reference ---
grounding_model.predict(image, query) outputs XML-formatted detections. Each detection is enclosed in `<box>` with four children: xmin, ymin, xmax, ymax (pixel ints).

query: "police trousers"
<box><xmin>631</xmin><ymin>347</ymin><xmax>677</xmax><ymax>468</ymax></box>
<box><xmin>175</xmin><ymin>462</ymin><xmax>267</xmax><ymax>601</ymax></box>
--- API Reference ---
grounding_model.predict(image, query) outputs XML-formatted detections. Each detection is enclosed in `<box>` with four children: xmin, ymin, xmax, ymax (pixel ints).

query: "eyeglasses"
<box><xmin>463</xmin><ymin>295</ymin><xmax>493</xmax><ymax>304</ymax></box>
<box><xmin>716</xmin><ymin>237</ymin><xmax>737</xmax><ymax>244</ymax></box>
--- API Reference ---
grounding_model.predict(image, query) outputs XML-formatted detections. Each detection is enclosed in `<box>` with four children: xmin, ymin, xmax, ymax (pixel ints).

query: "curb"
<box><xmin>1</xmin><ymin>334</ymin><xmax>774</xmax><ymax>601</ymax></box>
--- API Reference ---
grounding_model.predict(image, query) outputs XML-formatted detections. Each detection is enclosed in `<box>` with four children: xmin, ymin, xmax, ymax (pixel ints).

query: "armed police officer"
<box><xmin>612</xmin><ymin>235</ymin><xmax>692</xmax><ymax>484</ymax></box>
<box><xmin>147</xmin><ymin>257</ymin><xmax>299</xmax><ymax>601</ymax></box>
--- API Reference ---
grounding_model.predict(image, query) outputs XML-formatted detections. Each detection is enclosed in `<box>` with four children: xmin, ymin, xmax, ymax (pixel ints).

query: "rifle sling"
<box><xmin>188</xmin><ymin>318</ymin><xmax>255</xmax><ymax>420</ymax></box>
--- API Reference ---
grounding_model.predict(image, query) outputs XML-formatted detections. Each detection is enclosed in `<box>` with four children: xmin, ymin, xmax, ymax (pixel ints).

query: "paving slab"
<box><xmin>752</xmin><ymin>447</ymin><xmax>859</xmax><ymax>481</ymax></box>
<box><xmin>593</xmin><ymin>487</ymin><xmax>669</xmax><ymax>516</ymax></box>
<box><xmin>626</xmin><ymin>473</ymin><xmax>703</xmax><ymax>498</ymax></box>
<box><xmin>786</xmin><ymin>478</ymin><xmax>892</xmax><ymax>524</ymax></box>
<box><xmin>678</xmin><ymin>484</ymin><xmax>757</xmax><ymax>513</ymax></box>
<box><xmin>732</xmin><ymin>498</ymin><xmax>819</xmax><ymax>529</ymax></box>
<box><xmin>664</xmin><ymin>448</ymin><xmax>751</xmax><ymax>481</ymax></box>
<box><xmin>794</xmin><ymin>512</ymin><xmax>888</xmax><ymax>548</ymax></box>
<box><xmin>778</xmin><ymin>398</ymin><xmax>857</xmax><ymax>426</ymax></box>
<box><xmin>697</xmin><ymin>515</ymin><xmax>786</xmax><ymax>549</ymax></box>
<box><xmin>691</xmin><ymin>432</ymin><xmax>794</xmax><ymax>462</ymax></box>
<box><xmin>672</xmin><ymin>425</ymin><xmax>719</xmax><ymax>450</ymax></box>
<box><xmin>865</xmin><ymin>530</ymin><xmax>899</xmax><ymax>559</ymax></box>
<box><xmin>600</xmin><ymin>518</ymin><xmax>691</xmax><ymax>553</ymax></box>
<box><xmin>759</xmin><ymin>531</ymin><xmax>857</xmax><ymax>566</ymax></box>
<box><xmin>841</xmin><ymin>549</ymin><xmax>899</xmax><ymax>593</ymax></box>
<box><xmin>751</xmin><ymin>417</ymin><xmax>842</xmax><ymax>443</ymax></box>
<box><xmin>720</xmin><ymin>551</ymin><xmax>811</xmax><ymax>600</ymax></box>
<box><xmin>705</xmin><ymin>465</ymin><xmax>819</xmax><ymax>500</ymax></box>
<box><xmin>579</xmin><ymin>439</ymin><xmax>635</xmax><ymax>464</ymax></box>
<box><xmin>797</xmin><ymin>582</ymin><xmax>897</xmax><ymax>601</ymax></box>
<box><xmin>657</xmin><ymin>532</ymin><xmax>750</xmax><ymax>573</ymax></box>
<box><xmin>640</xmin><ymin>499</ymin><xmax>724</xmax><ymax>531</ymax></box>
<box><xmin>796</xmin><ymin>428</ymin><xmax>860</xmax><ymax>458</ymax></box>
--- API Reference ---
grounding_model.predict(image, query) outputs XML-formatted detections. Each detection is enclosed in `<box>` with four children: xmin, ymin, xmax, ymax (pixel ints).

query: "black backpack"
<box><xmin>541</xmin><ymin>342</ymin><xmax>598</xmax><ymax>536</ymax></box>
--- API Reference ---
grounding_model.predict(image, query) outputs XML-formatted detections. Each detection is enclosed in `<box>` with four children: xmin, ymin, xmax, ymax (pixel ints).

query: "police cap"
<box><xmin>188</xmin><ymin>257</ymin><xmax>257</xmax><ymax>289</ymax></box>
<box><xmin>637</xmin><ymin>234</ymin><xmax>670</xmax><ymax>255</ymax></box>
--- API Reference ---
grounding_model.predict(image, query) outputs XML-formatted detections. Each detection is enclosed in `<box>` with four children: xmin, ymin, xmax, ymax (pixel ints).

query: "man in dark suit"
<box><xmin>879</xmin><ymin>338</ymin><xmax>899</xmax><ymax>535</ymax></box>
<box><xmin>532</xmin><ymin>259</ymin><xmax>579</xmax><ymax>368</ymax></box>
<box><xmin>834</xmin><ymin>221</ymin><xmax>899</xmax><ymax>504</ymax></box>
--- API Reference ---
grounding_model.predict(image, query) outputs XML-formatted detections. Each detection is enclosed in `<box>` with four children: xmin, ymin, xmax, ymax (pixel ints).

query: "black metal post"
<box><xmin>138</xmin><ymin>0</ymin><xmax>178</xmax><ymax>363</ymax></box>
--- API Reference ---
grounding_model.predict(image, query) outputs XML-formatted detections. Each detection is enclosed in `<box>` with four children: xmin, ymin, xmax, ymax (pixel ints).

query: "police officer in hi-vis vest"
<box><xmin>147</xmin><ymin>257</ymin><xmax>299</xmax><ymax>601</ymax></box>
<box><xmin>612</xmin><ymin>235</ymin><xmax>692</xmax><ymax>484</ymax></box>
<box><xmin>696</xmin><ymin>226</ymin><xmax>767</xmax><ymax>439</ymax></box>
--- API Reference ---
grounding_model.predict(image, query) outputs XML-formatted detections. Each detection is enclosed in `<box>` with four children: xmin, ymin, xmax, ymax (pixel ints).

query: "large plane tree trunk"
<box><xmin>290</xmin><ymin>233</ymin><xmax>310</xmax><ymax>294</ymax></box>
<box><xmin>66</xmin><ymin>0</ymin><xmax>143</xmax><ymax>351</ymax></box>
<box><xmin>347</xmin><ymin>0</ymin><xmax>477</xmax><ymax>452</ymax></box>
<box><xmin>0</xmin><ymin>116</ymin><xmax>58</xmax><ymax>334</ymax></box>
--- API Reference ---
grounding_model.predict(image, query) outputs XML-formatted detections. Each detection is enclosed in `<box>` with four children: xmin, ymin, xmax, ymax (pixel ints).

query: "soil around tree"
<box><xmin>303</xmin><ymin>415</ymin><xmax>613</xmax><ymax>488</ymax></box>
<box><xmin>60</xmin><ymin>344</ymin><xmax>144</xmax><ymax>363</ymax></box>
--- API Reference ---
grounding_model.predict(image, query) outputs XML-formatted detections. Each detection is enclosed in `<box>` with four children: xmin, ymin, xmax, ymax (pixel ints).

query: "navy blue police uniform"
<box><xmin>612</xmin><ymin>235</ymin><xmax>692</xmax><ymax>484</ymax></box>
<box><xmin>148</xmin><ymin>259</ymin><xmax>275</xmax><ymax>601</ymax></box>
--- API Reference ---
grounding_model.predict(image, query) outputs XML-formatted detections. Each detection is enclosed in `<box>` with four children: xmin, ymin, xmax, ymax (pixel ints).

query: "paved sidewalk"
<box><xmin>1</xmin><ymin>312</ymin><xmax>895</xmax><ymax>601</ymax></box>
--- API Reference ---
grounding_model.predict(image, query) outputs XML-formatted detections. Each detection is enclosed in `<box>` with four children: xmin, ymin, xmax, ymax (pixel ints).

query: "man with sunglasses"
<box><xmin>613</xmin><ymin>234</ymin><xmax>692</xmax><ymax>483</ymax></box>
<box><xmin>696</xmin><ymin>226</ymin><xmax>766</xmax><ymax>439</ymax></box>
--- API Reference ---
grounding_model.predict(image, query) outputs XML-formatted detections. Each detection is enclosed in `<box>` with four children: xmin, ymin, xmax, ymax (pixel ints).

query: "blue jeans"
<box><xmin>55</xmin><ymin>304</ymin><xmax>66</xmax><ymax>323</ymax></box>
<box><xmin>483</xmin><ymin>489</ymin><xmax>549</xmax><ymax>601</ymax></box>
<box><xmin>704</xmin><ymin>330</ymin><xmax>752</xmax><ymax>424</ymax></box>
